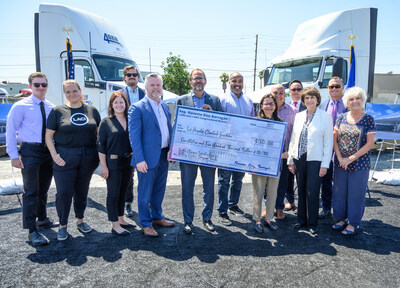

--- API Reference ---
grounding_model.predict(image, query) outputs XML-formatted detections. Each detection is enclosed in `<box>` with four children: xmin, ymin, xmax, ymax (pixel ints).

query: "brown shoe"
<box><xmin>276</xmin><ymin>209</ymin><xmax>285</xmax><ymax>219</ymax></box>
<box><xmin>152</xmin><ymin>218</ymin><xmax>175</xmax><ymax>227</ymax></box>
<box><xmin>261</xmin><ymin>208</ymin><xmax>266</xmax><ymax>218</ymax></box>
<box><xmin>142</xmin><ymin>226</ymin><xmax>159</xmax><ymax>237</ymax></box>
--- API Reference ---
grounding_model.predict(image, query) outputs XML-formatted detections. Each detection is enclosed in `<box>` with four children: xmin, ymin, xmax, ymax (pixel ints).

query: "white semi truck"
<box><xmin>248</xmin><ymin>7</ymin><xmax>378</xmax><ymax>103</ymax></box>
<box><xmin>35</xmin><ymin>3</ymin><xmax>176</xmax><ymax>116</ymax></box>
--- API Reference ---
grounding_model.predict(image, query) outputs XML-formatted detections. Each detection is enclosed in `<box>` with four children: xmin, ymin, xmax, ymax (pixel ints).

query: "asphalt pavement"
<box><xmin>0</xmin><ymin>150</ymin><xmax>399</xmax><ymax>288</ymax></box>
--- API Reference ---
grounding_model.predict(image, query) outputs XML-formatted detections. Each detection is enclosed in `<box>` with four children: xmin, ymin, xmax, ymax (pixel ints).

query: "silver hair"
<box><xmin>343</xmin><ymin>86</ymin><xmax>368</xmax><ymax>111</ymax></box>
<box><xmin>144</xmin><ymin>73</ymin><xmax>163</xmax><ymax>88</ymax></box>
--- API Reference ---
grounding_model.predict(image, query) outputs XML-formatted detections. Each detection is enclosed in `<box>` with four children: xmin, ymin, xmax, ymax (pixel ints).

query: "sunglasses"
<box><xmin>32</xmin><ymin>83</ymin><xmax>48</xmax><ymax>88</ymax></box>
<box><xmin>290</xmin><ymin>88</ymin><xmax>302</xmax><ymax>92</ymax></box>
<box><xmin>328</xmin><ymin>85</ymin><xmax>341</xmax><ymax>89</ymax></box>
<box><xmin>125</xmin><ymin>73</ymin><xmax>139</xmax><ymax>77</ymax></box>
<box><xmin>191</xmin><ymin>77</ymin><xmax>205</xmax><ymax>81</ymax></box>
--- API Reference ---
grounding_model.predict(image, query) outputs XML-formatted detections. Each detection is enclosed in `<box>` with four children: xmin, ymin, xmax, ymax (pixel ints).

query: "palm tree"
<box><xmin>220</xmin><ymin>73</ymin><xmax>229</xmax><ymax>93</ymax></box>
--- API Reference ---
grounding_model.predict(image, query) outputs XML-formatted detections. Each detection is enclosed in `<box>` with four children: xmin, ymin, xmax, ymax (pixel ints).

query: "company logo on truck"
<box><xmin>104</xmin><ymin>33</ymin><xmax>122</xmax><ymax>46</ymax></box>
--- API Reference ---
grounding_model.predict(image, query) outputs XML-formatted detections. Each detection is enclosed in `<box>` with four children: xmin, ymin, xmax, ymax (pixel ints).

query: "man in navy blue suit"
<box><xmin>120</xmin><ymin>65</ymin><xmax>145</xmax><ymax>218</ymax></box>
<box><xmin>128</xmin><ymin>73</ymin><xmax>173</xmax><ymax>237</ymax></box>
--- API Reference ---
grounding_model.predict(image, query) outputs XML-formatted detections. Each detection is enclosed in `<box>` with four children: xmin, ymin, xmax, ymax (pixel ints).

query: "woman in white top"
<box><xmin>288</xmin><ymin>87</ymin><xmax>333</xmax><ymax>235</ymax></box>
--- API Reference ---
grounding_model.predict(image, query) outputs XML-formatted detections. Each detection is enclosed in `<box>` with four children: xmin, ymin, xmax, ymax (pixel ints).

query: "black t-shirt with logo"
<box><xmin>47</xmin><ymin>104</ymin><xmax>101</xmax><ymax>147</ymax></box>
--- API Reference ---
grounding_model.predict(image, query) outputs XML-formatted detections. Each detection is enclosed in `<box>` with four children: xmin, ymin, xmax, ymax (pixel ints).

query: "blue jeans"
<box><xmin>217</xmin><ymin>169</ymin><xmax>245</xmax><ymax>214</ymax></box>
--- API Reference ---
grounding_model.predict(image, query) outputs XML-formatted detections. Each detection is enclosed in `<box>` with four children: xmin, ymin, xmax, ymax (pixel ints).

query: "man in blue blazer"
<box><xmin>120</xmin><ymin>65</ymin><xmax>145</xmax><ymax>218</ymax></box>
<box><xmin>128</xmin><ymin>73</ymin><xmax>173</xmax><ymax>237</ymax></box>
<box><xmin>318</xmin><ymin>76</ymin><xmax>347</xmax><ymax>218</ymax></box>
<box><xmin>177</xmin><ymin>68</ymin><xmax>223</xmax><ymax>234</ymax></box>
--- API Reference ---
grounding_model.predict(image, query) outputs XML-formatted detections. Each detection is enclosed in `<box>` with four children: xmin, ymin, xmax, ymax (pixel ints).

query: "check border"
<box><xmin>170</xmin><ymin>106</ymin><xmax>287</xmax><ymax>177</ymax></box>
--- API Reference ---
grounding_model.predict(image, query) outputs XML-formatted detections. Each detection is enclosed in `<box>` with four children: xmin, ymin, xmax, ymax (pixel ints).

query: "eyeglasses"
<box><xmin>290</xmin><ymin>88</ymin><xmax>302</xmax><ymax>92</ymax></box>
<box><xmin>191</xmin><ymin>77</ymin><xmax>205</xmax><ymax>81</ymax></box>
<box><xmin>32</xmin><ymin>83</ymin><xmax>48</xmax><ymax>88</ymax></box>
<box><xmin>125</xmin><ymin>73</ymin><xmax>139</xmax><ymax>77</ymax></box>
<box><xmin>262</xmin><ymin>102</ymin><xmax>275</xmax><ymax>107</ymax></box>
<box><xmin>328</xmin><ymin>85</ymin><xmax>341</xmax><ymax>89</ymax></box>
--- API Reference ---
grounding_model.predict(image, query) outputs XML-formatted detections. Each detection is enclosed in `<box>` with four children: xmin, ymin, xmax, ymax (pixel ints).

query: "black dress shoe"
<box><xmin>28</xmin><ymin>231</ymin><xmax>49</xmax><ymax>245</ymax></box>
<box><xmin>309</xmin><ymin>227</ymin><xmax>318</xmax><ymax>235</ymax></box>
<box><xmin>293</xmin><ymin>223</ymin><xmax>307</xmax><ymax>230</ymax></box>
<box><xmin>183</xmin><ymin>222</ymin><xmax>194</xmax><ymax>234</ymax></box>
<box><xmin>255</xmin><ymin>223</ymin><xmax>264</xmax><ymax>234</ymax></box>
<box><xmin>36</xmin><ymin>217</ymin><xmax>59</xmax><ymax>228</ymax></box>
<box><xmin>264</xmin><ymin>220</ymin><xmax>279</xmax><ymax>231</ymax></box>
<box><xmin>111</xmin><ymin>228</ymin><xmax>131</xmax><ymax>236</ymax></box>
<box><xmin>120</xmin><ymin>223</ymin><xmax>136</xmax><ymax>229</ymax></box>
<box><xmin>203</xmin><ymin>220</ymin><xmax>215</xmax><ymax>232</ymax></box>
<box><xmin>125</xmin><ymin>204</ymin><xmax>134</xmax><ymax>218</ymax></box>
<box><xmin>318</xmin><ymin>209</ymin><xmax>331</xmax><ymax>219</ymax></box>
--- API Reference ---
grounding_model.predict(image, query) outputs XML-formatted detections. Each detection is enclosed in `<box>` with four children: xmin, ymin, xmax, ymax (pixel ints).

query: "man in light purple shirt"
<box><xmin>218</xmin><ymin>73</ymin><xmax>254</xmax><ymax>223</ymax></box>
<box><xmin>270</xmin><ymin>84</ymin><xmax>297</xmax><ymax>220</ymax></box>
<box><xmin>6</xmin><ymin>72</ymin><xmax>56</xmax><ymax>245</ymax></box>
<box><xmin>318</xmin><ymin>76</ymin><xmax>347</xmax><ymax>218</ymax></box>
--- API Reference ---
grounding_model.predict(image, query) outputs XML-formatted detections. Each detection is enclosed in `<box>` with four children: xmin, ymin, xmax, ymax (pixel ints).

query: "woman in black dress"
<box><xmin>46</xmin><ymin>80</ymin><xmax>100</xmax><ymax>241</ymax></box>
<box><xmin>98</xmin><ymin>91</ymin><xmax>134</xmax><ymax>236</ymax></box>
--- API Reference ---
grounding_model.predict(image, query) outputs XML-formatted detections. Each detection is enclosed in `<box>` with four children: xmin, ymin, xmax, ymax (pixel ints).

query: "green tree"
<box><xmin>161</xmin><ymin>52</ymin><xmax>191</xmax><ymax>95</ymax></box>
<box><xmin>220</xmin><ymin>72</ymin><xmax>229</xmax><ymax>93</ymax></box>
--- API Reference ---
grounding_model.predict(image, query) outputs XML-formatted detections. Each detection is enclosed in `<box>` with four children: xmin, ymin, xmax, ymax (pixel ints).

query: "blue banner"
<box><xmin>346</xmin><ymin>44</ymin><xmax>355</xmax><ymax>89</ymax></box>
<box><xmin>66</xmin><ymin>37</ymin><xmax>75</xmax><ymax>79</ymax></box>
<box><xmin>366</xmin><ymin>103</ymin><xmax>400</xmax><ymax>140</ymax></box>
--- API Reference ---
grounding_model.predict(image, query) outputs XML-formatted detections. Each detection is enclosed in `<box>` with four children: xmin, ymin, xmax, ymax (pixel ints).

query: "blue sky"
<box><xmin>1</xmin><ymin>0</ymin><xmax>399</xmax><ymax>95</ymax></box>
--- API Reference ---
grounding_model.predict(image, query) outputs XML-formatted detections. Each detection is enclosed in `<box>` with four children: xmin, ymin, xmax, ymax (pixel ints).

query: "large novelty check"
<box><xmin>169</xmin><ymin>106</ymin><xmax>287</xmax><ymax>177</ymax></box>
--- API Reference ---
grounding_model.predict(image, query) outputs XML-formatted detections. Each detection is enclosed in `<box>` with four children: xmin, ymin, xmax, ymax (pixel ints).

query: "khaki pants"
<box><xmin>252</xmin><ymin>173</ymin><xmax>280</xmax><ymax>222</ymax></box>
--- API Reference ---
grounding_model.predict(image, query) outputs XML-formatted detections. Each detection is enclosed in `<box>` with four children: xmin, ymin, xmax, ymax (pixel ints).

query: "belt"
<box><xmin>109</xmin><ymin>152</ymin><xmax>132</xmax><ymax>159</ymax></box>
<box><xmin>161</xmin><ymin>147</ymin><xmax>169</xmax><ymax>152</ymax></box>
<box><xmin>22</xmin><ymin>142</ymin><xmax>45</xmax><ymax>146</ymax></box>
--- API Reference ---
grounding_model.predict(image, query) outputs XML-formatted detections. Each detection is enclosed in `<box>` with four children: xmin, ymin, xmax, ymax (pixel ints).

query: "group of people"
<box><xmin>6</xmin><ymin>67</ymin><xmax>375</xmax><ymax>245</ymax></box>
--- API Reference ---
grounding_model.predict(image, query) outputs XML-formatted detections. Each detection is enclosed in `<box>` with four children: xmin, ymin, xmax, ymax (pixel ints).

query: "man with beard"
<box><xmin>128</xmin><ymin>73</ymin><xmax>173</xmax><ymax>237</ymax></box>
<box><xmin>120</xmin><ymin>65</ymin><xmax>145</xmax><ymax>218</ymax></box>
<box><xmin>177</xmin><ymin>68</ymin><xmax>223</xmax><ymax>234</ymax></box>
<box><xmin>217</xmin><ymin>72</ymin><xmax>254</xmax><ymax>226</ymax></box>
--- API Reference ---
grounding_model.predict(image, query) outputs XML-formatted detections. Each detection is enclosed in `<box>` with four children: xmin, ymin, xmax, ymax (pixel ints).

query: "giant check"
<box><xmin>170</xmin><ymin>106</ymin><xmax>287</xmax><ymax>177</ymax></box>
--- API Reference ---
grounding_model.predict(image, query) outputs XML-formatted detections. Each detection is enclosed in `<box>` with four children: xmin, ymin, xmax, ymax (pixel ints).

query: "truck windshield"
<box><xmin>267</xmin><ymin>57</ymin><xmax>322</xmax><ymax>85</ymax></box>
<box><xmin>92</xmin><ymin>55</ymin><xmax>144</xmax><ymax>82</ymax></box>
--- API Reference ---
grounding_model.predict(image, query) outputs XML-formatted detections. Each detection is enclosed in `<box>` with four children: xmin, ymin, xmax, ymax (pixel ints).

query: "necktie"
<box><xmin>39</xmin><ymin>102</ymin><xmax>46</xmax><ymax>145</ymax></box>
<box><xmin>293</xmin><ymin>101</ymin><xmax>298</xmax><ymax>108</ymax></box>
<box><xmin>331</xmin><ymin>101</ymin><xmax>337</xmax><ymax>126</ymax></box>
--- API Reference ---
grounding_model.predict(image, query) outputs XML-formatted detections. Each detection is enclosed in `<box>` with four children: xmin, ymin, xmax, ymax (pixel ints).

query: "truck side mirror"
<box><xmin>263</xmin><ymin>70</ymin><xmax>270</xmax><ymax>87</ymax></box>
<box><xmin>332</xmin><ymin>57</ymin><xmax>344</xmax><ymax>79</ymax></box>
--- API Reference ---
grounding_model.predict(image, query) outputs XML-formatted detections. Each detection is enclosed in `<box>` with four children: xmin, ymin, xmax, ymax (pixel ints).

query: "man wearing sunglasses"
<box><xmin>120</xmin><ymin>65</ymin><xmax>145</xmax><ymax>218</ymax></box>
<box><xmin>289</xmin><ymin>80</ymin><xmax>306</xmax><ymax>112</ymax></box>
<box><xmin>318</xmin><ymin>76</ymin><xmax>346</xmax><ymax>218</ymax></box>
<box><xmin>269</xmin><ymin>84</ymin><xmax>296</xmax><ymax>221</ymax></box>
<box><xmin>6</xmin><ymin>72</ymin><xmax>56</xmax><ymax>245</ymax></box>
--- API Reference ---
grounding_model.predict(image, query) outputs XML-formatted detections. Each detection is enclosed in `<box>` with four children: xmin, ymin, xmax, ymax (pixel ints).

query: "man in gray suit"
<box><xmin>120</xmin><ymin>65</ymin><xmax>145</xmax><ymax>218</ymax></box>
<box><xmin>176</xmin><ymin>68</ymin><xmax>223</xmax><ymax>234</ymax></box>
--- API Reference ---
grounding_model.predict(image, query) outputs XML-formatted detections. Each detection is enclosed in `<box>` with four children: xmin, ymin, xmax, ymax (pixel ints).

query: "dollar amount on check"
<box><xmin>170</xmin><ymin>106</ymin><xmax>287</xmax><ymax>177</ymax></box>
